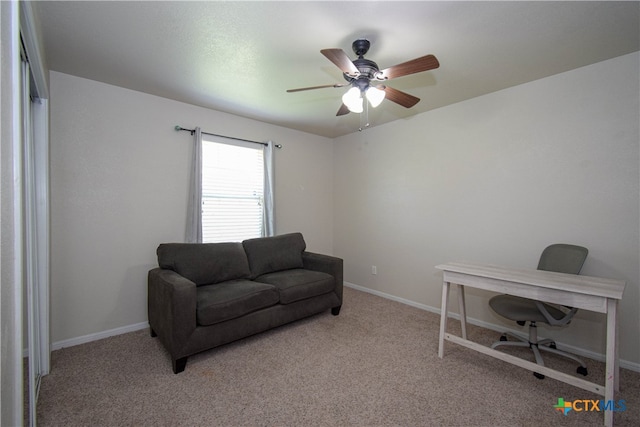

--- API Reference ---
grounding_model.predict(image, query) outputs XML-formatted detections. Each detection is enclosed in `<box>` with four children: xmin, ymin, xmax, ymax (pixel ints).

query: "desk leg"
<box><xmin>458</xmin><ymin>285</ymin><xmax>468</xmax><ymax>340</ymax></box>
<box><xmin>604</xmin><ymin>298</ymin><xmax>618</xmax><ymax>427</ymax></box>
<box><xmin>438</xmin><ymin>281</ymin><xmax>451</xmax><ymax>358</ymax></box>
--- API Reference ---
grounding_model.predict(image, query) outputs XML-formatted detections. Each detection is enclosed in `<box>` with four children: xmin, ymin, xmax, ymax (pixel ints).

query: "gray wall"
<box><xmin>49</xmin><ymin>53</ymin><xmax>640</xmax><ymax>368</ymax></box>
<box><xmin>333</xmin><ymin>53</ymin><xmax>639</xmax><ymax>366</ymax></box>
<box><xmin>49</xmin><ymin>71</ymin><xmax>334</xmax><ymax>344</ymax></box>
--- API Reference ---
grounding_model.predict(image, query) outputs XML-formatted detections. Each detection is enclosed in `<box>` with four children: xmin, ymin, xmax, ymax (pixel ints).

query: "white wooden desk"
<box><xmin>436</xmin><ymin>262</ymin><xmax>625</xmax><ymax>427</ymax></box>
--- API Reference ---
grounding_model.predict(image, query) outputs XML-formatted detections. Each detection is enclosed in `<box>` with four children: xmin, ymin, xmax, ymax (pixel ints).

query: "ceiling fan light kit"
<box><xmin>365</xmin><ymin>86</ymin><xmax>385</xmax><ymax>108</ymax></box>
<box><xmin>342</xmin><ymin>87</ymin><xmax>364</xmax><ymax>113</ymax></box>
<box><xmin>287</xmin><ymin>39</ymin><xmax>440</xmax><ymax>129</ymax></box>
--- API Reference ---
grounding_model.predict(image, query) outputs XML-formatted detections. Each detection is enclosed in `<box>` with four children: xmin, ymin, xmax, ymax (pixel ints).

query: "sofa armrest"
<box><xmin>148</xmin><ymin>268</ymin><xmax>197</xmax><ymax>357</ymax></box>
<box><xmin>302</xmin><ymin>251</ymin><xmax>343</xmax><ymax>303</ymax></box>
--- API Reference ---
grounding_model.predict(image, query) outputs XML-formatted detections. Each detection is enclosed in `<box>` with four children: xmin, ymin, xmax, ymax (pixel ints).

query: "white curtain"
<box><xmin>185</xmin><ymin>127</ymin><xmax>203</xmax><ymax>243</ymax></box>
<box><xmin>263</xmin><ymin>141</ymin><xmax>275</xmax><ymax>237</ymax></box>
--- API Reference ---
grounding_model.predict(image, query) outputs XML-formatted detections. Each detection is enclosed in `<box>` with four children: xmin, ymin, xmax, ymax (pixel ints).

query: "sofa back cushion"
<box><xmin>242</xmin><ymin>233</ymin><xmax>306</xmax><ymax>278</ymax></box>
<box><xmin>157</xmin><ymin>242</ymin><xmax>251</xmax><ymax>286</ymax></box>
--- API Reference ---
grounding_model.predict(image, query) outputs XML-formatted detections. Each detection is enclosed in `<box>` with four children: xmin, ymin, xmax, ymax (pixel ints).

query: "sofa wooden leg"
<box><xmin>150</xmin><ymin>328</ymin><xmax>157</xmax><ymax>337</ymax></box>
<box><xmin>173</xmin><ymin>357</ymin><xmax>188</xmax><ymax>374</ymax></box>
<box><xmin>331</xmin><ymin>305</ymin><xmax>341</xmax><ymax>316</ymax></box>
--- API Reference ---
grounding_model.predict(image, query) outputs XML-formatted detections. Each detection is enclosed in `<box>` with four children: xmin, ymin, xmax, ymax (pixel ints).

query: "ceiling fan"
<box><xmin>287</xmin><ymin>39</ymin><xmax>440</xmax><ymax>116</ymax></box>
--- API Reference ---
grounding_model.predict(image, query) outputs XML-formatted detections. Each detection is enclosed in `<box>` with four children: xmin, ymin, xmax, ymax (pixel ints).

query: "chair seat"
<box><xmin>489</xmin><ymin>294</ymin><xmax>565</xmax><ymax>324</ymax></box>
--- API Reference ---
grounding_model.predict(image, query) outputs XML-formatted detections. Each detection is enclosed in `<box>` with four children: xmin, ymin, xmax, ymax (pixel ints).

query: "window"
<box><xmin>201</xmin><ymin>136</ymin><xmax>265</xmax><ymax>243</ymax></box>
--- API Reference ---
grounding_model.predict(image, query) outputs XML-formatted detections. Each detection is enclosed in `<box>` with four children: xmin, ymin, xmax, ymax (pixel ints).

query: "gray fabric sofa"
<box><xmin>148</xmin><ymin>232</ymin><xmax>343</xmax><ymax>373</ymax></box>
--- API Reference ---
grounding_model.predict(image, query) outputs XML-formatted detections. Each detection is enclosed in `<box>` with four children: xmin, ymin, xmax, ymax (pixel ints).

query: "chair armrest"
<box><xmin>148</xmin><ymin>268</ymin><xmax>197</xmax><ymax>355</ymax></box>
<box><xmin>535</xmin><ymin>301</ymin><xmax>577</xmax><ymax>326</ymax></box>
<box><xmin>302</xmin><ymin>251</ymin><xmax>343</xmax><ymax>302</ymax></box>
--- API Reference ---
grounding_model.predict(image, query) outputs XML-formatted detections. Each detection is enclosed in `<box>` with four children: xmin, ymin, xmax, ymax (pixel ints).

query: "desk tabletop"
<box><xmin>436</xmin><ymin>262</ymin><xmax>625</xmax><ymax>300</ymax></box>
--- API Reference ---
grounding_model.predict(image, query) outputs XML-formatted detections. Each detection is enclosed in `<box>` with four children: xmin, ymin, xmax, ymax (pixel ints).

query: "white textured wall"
<box><xmin>49</xmin><ymin>71</ymin><xmax>334</xmax><ymax>343</ymax></box>
<box><xmin>50</xmin><ymin>52</ymin><xmax>640</xmax><ymax>366</ymax></box>
<box><xmin>333</xmin><ymin>53</ymin><xmax>640</xmax><ymax>365</ymax></box>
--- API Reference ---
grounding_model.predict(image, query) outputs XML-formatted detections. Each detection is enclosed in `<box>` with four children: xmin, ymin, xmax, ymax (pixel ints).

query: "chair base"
<box><xmin>490</xmin><ymin>324</ymin><xmax>588</xmax><ymax>379</ymax></box>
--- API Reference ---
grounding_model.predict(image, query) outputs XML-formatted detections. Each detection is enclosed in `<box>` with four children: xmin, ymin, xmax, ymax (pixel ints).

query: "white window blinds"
<box><xmin>201</xmin><ymin>136</ymin><xmax>265</xmax><ymax>243</ymax></box>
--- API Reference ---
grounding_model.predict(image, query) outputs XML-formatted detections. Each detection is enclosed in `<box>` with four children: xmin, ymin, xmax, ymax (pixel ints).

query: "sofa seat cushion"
<box><xmin>196</xmin><ymin>280</ymin><xmax>279</xmax><ymax>326</ymax></box>
<box><xmin>254</xmin><ymin>269</ymin><xmax>334</xmax><ymax>304</ymax></box>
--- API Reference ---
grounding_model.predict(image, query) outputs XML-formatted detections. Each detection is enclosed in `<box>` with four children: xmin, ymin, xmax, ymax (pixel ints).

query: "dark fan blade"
<box><xmin>287</xmin><ymin>83</ymin><xmax>348</xmax><ymax>93</ymax></box>
<box><xmin>380</xmin><ymin>86</ymin><xmax>420</xmax><ymax>108</ymax></box>
<box><xmin>336</xmin><ymin>103</ymin><xmax>350</xmax><ymax>116</ymax></box>
<box><xmin>377</xmin><ymin>54</ymin><xmax>439</xmax><ymax>80</ymax></box>
<box><xmin>321</xmin><ymin>49</ymin><xmax>360</xmax><ymax>77</ymax></box>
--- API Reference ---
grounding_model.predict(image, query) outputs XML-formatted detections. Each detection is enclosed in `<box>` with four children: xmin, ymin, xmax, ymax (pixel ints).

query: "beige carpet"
<box><xmin>38</xmin><ymin>286</ymin><xmax>639</xmax><ymax>426</ymax></box>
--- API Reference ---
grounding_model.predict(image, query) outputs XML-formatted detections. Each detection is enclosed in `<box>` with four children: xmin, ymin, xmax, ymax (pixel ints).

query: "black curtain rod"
<box><xmin>174</xmin><ymin>126</ymin><xmax>282</xmax><ymax>149</ymax></box>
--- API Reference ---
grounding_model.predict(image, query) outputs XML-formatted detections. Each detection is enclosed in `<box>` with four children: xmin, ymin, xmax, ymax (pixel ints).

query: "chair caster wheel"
<box><xmin>533</xmin><ymin>372</ymin><xmax>545</xmax><ymax>380</ymax></box>
<box><xmin>577</xmin><ymin>366</ymin><xmax>588</xmax><ymax>376</ymax></box>
<box><xmin>549</xmin><ymin>342</ymin><xmax>557</xmax><ymax>349</ymax></box>
<box><xmin>499</xmin><ymin>334</ymin><xmax>507</xmax><ymax>342</ymax></box>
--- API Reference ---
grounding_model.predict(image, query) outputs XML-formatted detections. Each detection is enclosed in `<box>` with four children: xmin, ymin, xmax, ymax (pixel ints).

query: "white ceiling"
<box><xmin>33</xmin><ymin>1</ymin><xmax>639</xmax><ymax>138</ymax></box>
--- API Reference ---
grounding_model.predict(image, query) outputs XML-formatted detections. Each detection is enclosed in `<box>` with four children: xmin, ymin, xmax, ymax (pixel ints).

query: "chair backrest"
<box><xmin>537</xmin><ymin>244</ymin><xmax>588</xmax><ymax>275</ymax></box>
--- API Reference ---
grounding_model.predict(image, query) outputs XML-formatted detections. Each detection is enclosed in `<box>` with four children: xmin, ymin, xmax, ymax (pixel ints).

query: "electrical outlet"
<box><xmin>372</xmin><ymin>265</ymin><xmax>377</xmax><ymax>275</ymax></box>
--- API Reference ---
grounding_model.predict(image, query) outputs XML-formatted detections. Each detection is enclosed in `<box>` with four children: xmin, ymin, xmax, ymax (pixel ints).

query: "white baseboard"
<box><xmin>51</xmin><ymin>321</ymin><xmax>149</xmax><ymax>351</ymax></box>
<box><xmin>344</xmin><ymin>281</ymin><xmax>640</xmax><ymax>373</ymax></box>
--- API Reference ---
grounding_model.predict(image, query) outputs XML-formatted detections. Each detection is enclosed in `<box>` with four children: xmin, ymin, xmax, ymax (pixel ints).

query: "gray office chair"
<box><xmin>489</xmin><ymin>244</ymin><xmax>589</xmax><ymax>379</ymax></box>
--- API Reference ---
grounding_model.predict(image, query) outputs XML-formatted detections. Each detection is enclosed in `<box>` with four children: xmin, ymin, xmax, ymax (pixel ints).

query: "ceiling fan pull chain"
<box><xmin>359</xmin><ymin>99</ymin><xmax>370</xmax><ymax>132</ymax></box>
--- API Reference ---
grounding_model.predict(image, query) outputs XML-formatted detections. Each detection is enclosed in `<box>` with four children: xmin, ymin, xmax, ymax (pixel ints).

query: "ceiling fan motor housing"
<box><xmin>344</xmin><ymin>58</ymin><xmax>381</xmax><ymax>91</ymax></box>
<box><xmin>343</xmin><ymin>40</ymin><xmax>381</xmax><ymax>90</ymax></box>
